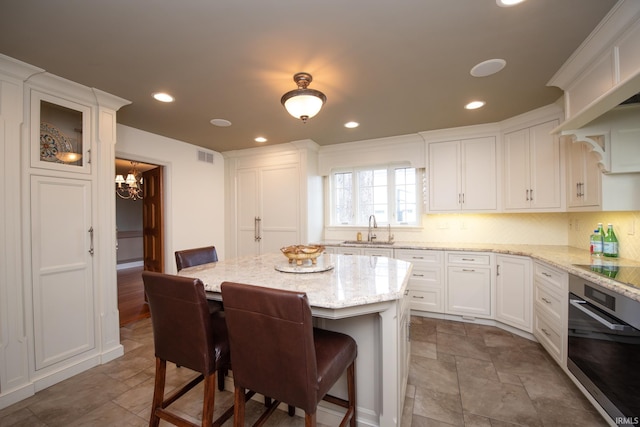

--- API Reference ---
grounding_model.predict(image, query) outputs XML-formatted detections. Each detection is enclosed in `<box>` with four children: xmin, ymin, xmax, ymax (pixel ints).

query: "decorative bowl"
<box><xmin>280</xmin><ymin>245</ymin><xmax>325</xmax><ymax>266</ymax></box>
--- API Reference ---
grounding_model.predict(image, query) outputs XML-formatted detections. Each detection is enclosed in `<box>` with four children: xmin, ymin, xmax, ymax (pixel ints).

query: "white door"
<box><xmin>31</xmin><ymin>175</ymin><xmax>95</xmax><ymax>370</ymax></box>
<box><xmin>236</xmin><ymin>168</ymin><xmax>260</xmax><ymax>257</ymax></box>
<box><xmin>236</xmin><ymin>164</ymin><xmax>300</xmax><ymax>256</ymax></box>
<box><xmin>496</xmin><ymin>255</ymin><xmax>532</xmax><ymax>331</ymax></box>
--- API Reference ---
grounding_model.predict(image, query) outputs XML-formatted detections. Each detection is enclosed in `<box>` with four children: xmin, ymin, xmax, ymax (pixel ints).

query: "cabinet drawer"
<box><xmin>394</xmin><ymin>249</ymin><xmax>442</xmax><ymax>266</ymax></box>
<box><xmin>447</xmin><ymin>252</ymin><xmax>491</xmax><ymax>266</ymax></box>
<box><xmin>362</xmin><ymin>247</ymin><xmax>394</xmax><ymax>258</ymax></box>
<box><xmin>533</xmin><ymin>310</ymin><xmax>562</xmax><ymax>363</ymax></box>
<box><xmin>408</xmin><ymin>288</ymin><xmax>443</xmax><ymax>313</ymax></box>
<box><xmin>408</xmin><ymin>268</ymin><xmax>443</xmax><ymax>287</ymax></box>
<box><xmin>534</xmin><ymin>261</ymin><xmax>567</xmax><ymax>291</ymax></box>
<box><xmin>533</xmin><ymin>283</ymin><xmax>563</xmax><ymax>324</ymax></box>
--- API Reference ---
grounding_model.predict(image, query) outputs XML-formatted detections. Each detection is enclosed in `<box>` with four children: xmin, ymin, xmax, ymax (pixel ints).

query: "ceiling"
<box><xmin>0</xmin><ymin>0</ymin><xmax>618</xmax><ymax>153</ymax></box>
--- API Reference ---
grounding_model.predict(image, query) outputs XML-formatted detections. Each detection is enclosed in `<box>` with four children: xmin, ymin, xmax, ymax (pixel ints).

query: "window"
<box><xmin>330</xmin><ymin>166</ymin><xmax>421</xmax><ymax>226</ymax></box>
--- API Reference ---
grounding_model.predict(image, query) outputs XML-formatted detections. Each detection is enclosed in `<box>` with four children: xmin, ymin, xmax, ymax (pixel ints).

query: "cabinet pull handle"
<box><xmin>542</xmin><ymin>272</ymin><xmax>552</xmax><ymax>278</ymax></box>
<box><xmin>254</xmin><ymin>217</ymin><xmax>262</xmax><ymax>241</ymax></box>
<box><xmin>462</xmin><ymin>193</ymin><xmax>465</xmax><ymax>204</ymax></box>
<box><xmin>461</xmin><ymin>258</ymin><xmax>475</xmax><ymax>261</ymax></box>
<box><xmin>541</xmin><ymin>328</ymin><xmax>551</xmax><ymax>337</ymax></box>
<box><xmin>462</xmin><ymin>268</ymin><xmax>475</xmax><ymax>272</ymax></box>
<box><xmin>412</xmin><ymin>256</ymin><xmax>425</xmax><ymax>259</ymax></box>
<box><xmin>87</xmin><ymin>149</ymin><xmax>91</xmax><ymax>164</ymax></box>
<box><xmin>404</xmin><ymin>289</ymin><xmax>409</xmax><ymax>296</ymax></box>
<box><xmin>88</xmin><ymin>226</ymin><xmax>94</xmax><ymax>255</ymax></box>
<box><xmin>412</xmin><ymin>273</ymin><xmax>425</xmax><ymax>277</ymax></box>
<box><xmin>412</xmin><ymin>295</ymin><xmax>425</xmax><ymax>299</ymax></box>
<box><xmin>458</xmin><ymin>193</ymin><xmax>462</xmax><ymax>204</ymax></box>
<box><xmin>530</xmin><ymin>188</ymin><xmax>533</xmax><ymax>201</ymax></box>
<box><xmin>541</xmin><ymin>297</ymin><xmax>552</xmax><ymax>304</ymax></box>
<box><xmin>496</xmin><ymin>265</ymin><xmax>500</xmax><ymax>276</ymax></box>
<box><xmin>526</xmin><ymin>189</ymin><xmax>530</xmax><ymax>201</ymax></box>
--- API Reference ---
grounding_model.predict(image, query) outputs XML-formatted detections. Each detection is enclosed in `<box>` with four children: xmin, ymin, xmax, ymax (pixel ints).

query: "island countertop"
<box><xmin>178</xmin><ymin>252</ymin><xmax>412</xmax><ymax>313</ymax></box>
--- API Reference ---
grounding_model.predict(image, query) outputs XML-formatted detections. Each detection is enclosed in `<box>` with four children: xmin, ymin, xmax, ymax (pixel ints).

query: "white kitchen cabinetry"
<box><xmin>504</xmin><ymin>119</ymin><xmax>561</xmax><ymax>210</ymax></box>
<box><xmin>496</xmin><ymin>255</ymin><xmax>532</xmax><ymax>332</ymax></box>
<box><xmin>566</xmin><ymin>140</ymin><xmax>601</xmax><ymax>209</ymax></box>
<box><xmin>394</xmin><ymin>249</ymin><xmax>444</xmax><ymax>313</ymax></box>
<box><xmin>428</xmin><ymin>137</ymin><xmax>497</xmax><ymax>212</ymax></box>
<box><xmin>532</xmin><ymin>261</ymin><xmax>568</xmax><ymax>366</ymax></box>
<box><xmin>225</xmin><ymin>141</ymin><xmax>322</xmax><ymax>258</ymax></box>
<box><xmin>445</xmin><ymin>252</ymin><xmax>493</xmax><ymax>318</ymax></box>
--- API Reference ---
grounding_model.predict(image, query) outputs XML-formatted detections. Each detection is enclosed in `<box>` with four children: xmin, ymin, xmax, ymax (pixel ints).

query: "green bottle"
<box><xmin>603</xmin><ymin>223</ymin><xmax>619</xmax><ymax>258</ymax></box>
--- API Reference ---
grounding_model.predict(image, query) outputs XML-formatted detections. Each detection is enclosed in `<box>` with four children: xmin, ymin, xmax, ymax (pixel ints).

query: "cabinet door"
<box><xmin>529</xmin><ymin>120</ymin><xmax>561</xmax><ymax>209</ymax></box>
<box><xmin>462</xmin><ymin>137</ymin><xmax>497</xmax><ymax>210</ymax></box>
<box><xmin>581</xmin><ymin>148</ymin><xmax>601</xmax><ymax>207</ymax></box>
<box><xmin>446</xmin><ymin>266</ymin><xmax>491</xmax><ymax>316</ymax></box>
<box><xmin>31</xmin><ymin>176</ymin><xmax>95</xmax><ymax>369</ymax></box>
<box><xmin>236</xmin><ymin>168</ymin><xmax>260</xmax><ymax>256</ymax></box>
<box><xmin>496</xmin><ymin>255</ymin><xmax>532</xmax><ymax>331</ymax></box>
<box><xmin>503</xmin><ymin>129</ymin><xmax>531</xmax><ymax>209</ymax></box>
<box><xmin>428</xmin><ymin>141</ymin><xmax>460</xmax><ymax>211</ymax></box>
<box><xmin>260</xmin><ymin>165</ymin><xmax>300</xmax><ymax>253</ymax></box>
<box><xmin>567</xmin><ymin>141</ymin><xmax>601</xmax><ymax>208</ymax></box>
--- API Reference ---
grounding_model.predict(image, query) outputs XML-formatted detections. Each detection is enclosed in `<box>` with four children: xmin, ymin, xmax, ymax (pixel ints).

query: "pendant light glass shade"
<box><xmin>281</xmin><ymin>73</ymin><xmax>326</xmax><ymax>123</ymax></box>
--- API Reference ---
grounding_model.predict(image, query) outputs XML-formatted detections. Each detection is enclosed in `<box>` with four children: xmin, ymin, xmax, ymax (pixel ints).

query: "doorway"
<box><xmin>115</xmin><ymin>158</ymin><xmax>164</xmax><ymax>326</ymax></box>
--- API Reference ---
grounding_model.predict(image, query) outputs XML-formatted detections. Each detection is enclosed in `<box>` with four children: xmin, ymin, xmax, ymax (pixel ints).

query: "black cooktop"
<box><xmin>573</xmin><ymin>263</ymin><xmax>640</xmax><ymax>290</ymax></box>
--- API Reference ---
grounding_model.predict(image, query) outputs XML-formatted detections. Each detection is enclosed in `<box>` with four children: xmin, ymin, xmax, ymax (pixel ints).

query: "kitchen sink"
<box><xmin>342</xmin><ymin>240</ymin><xmax>394</xmax><ymax>246</ymax></box>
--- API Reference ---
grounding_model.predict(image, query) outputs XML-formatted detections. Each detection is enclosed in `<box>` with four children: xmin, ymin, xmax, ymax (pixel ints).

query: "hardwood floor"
<box><xmin>117</xmin><ymin>265</ymin><xmax>149</xmax><ymax>327</ymax></box>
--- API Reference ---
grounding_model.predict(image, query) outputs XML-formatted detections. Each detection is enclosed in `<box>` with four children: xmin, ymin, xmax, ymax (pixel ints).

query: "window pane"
<box><xmin>395</xmin><ymin>168</ymin><xmax>417</xmax><ymax>224</ymax></box>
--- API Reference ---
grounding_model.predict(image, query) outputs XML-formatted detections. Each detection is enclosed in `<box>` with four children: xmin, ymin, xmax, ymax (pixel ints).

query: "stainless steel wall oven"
<box><xmin>568</xmin><ymin>273</ymin><xmax>640</xmax><ymax>426</ymax></box>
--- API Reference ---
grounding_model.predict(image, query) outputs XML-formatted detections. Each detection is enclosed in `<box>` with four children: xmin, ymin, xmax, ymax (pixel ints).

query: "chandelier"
<box><xmin>280</xmin><ymin>72</ymin><xmax>327</xmax><ymax>123</ymax></box>
<box><xmin>115</xmin><ymin>161</ymin><xmax>144</xmax><ymax>200</ymax></box>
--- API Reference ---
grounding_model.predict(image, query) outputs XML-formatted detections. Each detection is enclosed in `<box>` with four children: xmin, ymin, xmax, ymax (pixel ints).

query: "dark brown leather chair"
<box><xmin>175</xmin><ymin>245</ymin><xmax>225</xmax><ymax>318</ymax></box>
<box><xmin>142</xmin><ymin>271</ymin><xmax>234</xmax><ymax>427</ymax></box>
<box><xmin>175</xmin><ymin>245</ymin><xmax>218</xmax><ymax>272</ymax></box>
<box><xmin>220</xmin><ymin>281</ymin><xmax>357</xmax><ymax>427</ymax></box>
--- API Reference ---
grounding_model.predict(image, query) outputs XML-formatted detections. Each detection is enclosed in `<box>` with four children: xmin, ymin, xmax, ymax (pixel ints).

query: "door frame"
<box><xmin>115</xmin><ymin>153</ymin><xmax>171</xmax><ymax>273</ymax></box>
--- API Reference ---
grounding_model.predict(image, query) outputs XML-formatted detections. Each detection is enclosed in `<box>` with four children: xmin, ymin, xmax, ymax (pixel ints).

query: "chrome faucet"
<box><xmin>368</xmin><ymin>215</ymin><xmax>377</xmax><ymax>242</ymax></box>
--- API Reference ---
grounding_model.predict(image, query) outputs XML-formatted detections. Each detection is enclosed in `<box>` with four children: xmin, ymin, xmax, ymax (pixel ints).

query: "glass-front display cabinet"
<box><xmin>31</xmin><ymin>90</ymin><xmax>91</xmax><ymax>174</ymax></box>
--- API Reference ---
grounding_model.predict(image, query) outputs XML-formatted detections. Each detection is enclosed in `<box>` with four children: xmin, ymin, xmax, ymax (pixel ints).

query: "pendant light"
<box><xmin>280</xmin><ymin>72</ymin><xmax>327</xmax><ymax>123</ymax></box>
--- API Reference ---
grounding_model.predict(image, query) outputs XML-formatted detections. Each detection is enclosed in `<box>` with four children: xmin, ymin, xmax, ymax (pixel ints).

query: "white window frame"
<box><xmin>329</xmin><ymin>165</ymin><xmax>423</xmax><ymax>227</ymax></box>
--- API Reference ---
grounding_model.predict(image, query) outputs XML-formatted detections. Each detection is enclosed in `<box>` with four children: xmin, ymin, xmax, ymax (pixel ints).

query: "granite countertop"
<box><xmin>178</xmin><ymin>252</ymin><xmax>413</xmax><ymax>310</ymax></box>
<box><xmin>320</xmin><ymin>240</ymin><xmax>640</xmax><ymax>302</ymax></box>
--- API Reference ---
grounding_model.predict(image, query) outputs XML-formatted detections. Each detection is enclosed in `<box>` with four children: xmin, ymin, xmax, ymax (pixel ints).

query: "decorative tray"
<box><xmin>274</xmin><ymin>257</ymin><xmax>334</xmax><ymax>274</ymax></box>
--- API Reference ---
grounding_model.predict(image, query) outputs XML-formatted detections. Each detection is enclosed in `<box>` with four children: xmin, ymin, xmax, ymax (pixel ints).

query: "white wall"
<box><xmin>116</xmin><ymin>125</ymin><xmax>226</xmax><ymax>272</ymax></box>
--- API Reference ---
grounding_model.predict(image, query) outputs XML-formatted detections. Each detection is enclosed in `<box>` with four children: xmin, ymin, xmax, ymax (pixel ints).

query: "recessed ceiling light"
<box><xmin>344</xmin><ymin>121</ymin><xmax>359</xmax><ymax>128</ymax></box>
<box><xmin>465</xmin><ymin>101</ymin><xmax>486</xmax><ymax>110</ymax></box>
<box><xmin>152</xmin><ymin>92</ymin><xmax>174</xmax><ymax>103</ymax></box>
<box><xmin>470</xmin><ymin>59</ymin><xmax>506</xmax><ymax>77</ymax></box>
<box><xmin>255</xmin><ymin>136</ymin><xmax>267</xmax><ymax>143</ymax></box>
<box><xmin>210</xmin><ymin>118</ymin><xmax>232</xmax><ymax>127</ymax></box>
<box><xmin>496</xmin><ymin>0</ymin><xmax>525</xmax><ymax>7</ymax></box>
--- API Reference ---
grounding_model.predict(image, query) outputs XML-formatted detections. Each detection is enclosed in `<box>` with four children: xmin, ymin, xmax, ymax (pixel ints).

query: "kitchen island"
<box><xmin>178</xmin><ymin>252</ymin><xmax>413</xmax><ymax>427</ymax></box>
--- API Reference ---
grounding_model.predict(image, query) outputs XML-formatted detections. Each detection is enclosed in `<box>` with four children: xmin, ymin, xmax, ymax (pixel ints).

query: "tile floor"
<box><xmin>0</xmin><ymin>316</ymin><xmax>610</xmax><ymax>426</ymax></box>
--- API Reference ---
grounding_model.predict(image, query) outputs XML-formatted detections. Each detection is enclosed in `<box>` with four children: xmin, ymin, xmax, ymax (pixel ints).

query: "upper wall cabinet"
<box><xmin>31</xmin><ymin>90</ymin><xmax>91</xmax><ymax>174</ymax></box>
<box><xmin>428</xmin><ymin>136</ymin><xmax>497</xmax><ymax>212</ymax></box>
<box><xmin>503</xmin><ymin>119</ymin><xmax>561</xmax><ymax>211</ymax></box>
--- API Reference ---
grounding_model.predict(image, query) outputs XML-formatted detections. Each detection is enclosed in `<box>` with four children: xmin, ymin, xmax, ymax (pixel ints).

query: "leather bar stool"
<box><xmin>220</xmin><ymin>281</ymin><xmax>357</xmax><ymax>427</ymax></box>
<box><xmin>143</xmin><ymin>271</ymin><xmax>236</xmax><ymax>427</ymax></box>
<box><xmin>175</xmin><ymin>245</ymin><xmax>225</xmax><ymax>328</ymax></box>
<box><xmin>175</xmin><ymin>245</ymin><xmax>219</xmax><ymax>271</ymax></box>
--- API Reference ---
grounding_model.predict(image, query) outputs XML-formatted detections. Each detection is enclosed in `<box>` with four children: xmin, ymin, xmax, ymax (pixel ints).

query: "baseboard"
<box><xmin>117</xmin><ymin>260</ymin><xmax>143</xmax><ymax>270</ymax></box>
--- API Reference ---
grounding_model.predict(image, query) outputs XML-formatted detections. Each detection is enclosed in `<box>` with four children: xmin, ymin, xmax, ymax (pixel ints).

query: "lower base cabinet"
<box><xmin>446</xmin><ymin>252</ymin><xmax>493</xmax><ymax>318</ymax></box>
<box><xmin>532</xmin><ymin>261</ymin><xmax>567</xmax><ymax>366</ymax></box>
<box><xmin>394</xmin><ymin>249</ymin><xmax>444</xmax><ymax>313</ymax></box>
<box><xmin>496</xmin><ymin>255</ymin><xmax>532</xmax><ymax>332</ymax></box>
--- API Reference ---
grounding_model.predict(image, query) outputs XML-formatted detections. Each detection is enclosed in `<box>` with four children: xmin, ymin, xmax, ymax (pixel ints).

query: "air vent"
<box><xmin>197</xmin><ymin>150</ymin><xmax>214</xmax><ymax>164</ymax></box>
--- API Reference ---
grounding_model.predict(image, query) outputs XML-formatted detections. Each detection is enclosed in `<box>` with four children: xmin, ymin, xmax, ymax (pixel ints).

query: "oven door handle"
<box><xmin>570</xmin><ymin>299</ymin><xmax>626</xmax><ymax>331</ymax></box>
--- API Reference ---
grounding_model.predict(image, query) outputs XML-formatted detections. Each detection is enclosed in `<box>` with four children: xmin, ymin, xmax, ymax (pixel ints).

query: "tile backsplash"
<box><xmin>324</xmin><ymin>211</ymin><xmax>640</xmax><ymax>262</ymax></box>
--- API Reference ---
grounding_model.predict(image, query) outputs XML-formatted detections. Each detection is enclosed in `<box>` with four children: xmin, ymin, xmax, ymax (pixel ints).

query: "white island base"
<box><xmin>179</xmin><ymin>253</ymin><xmax>412</xmax><ymax>427</ymax></box>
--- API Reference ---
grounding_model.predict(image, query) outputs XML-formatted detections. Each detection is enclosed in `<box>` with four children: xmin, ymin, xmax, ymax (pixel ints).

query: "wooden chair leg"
<box><xmin>288</xmin><ymin>405</ymin><xmax>295</xmax><ymax>416</ymax></box>
<box><xmin>233</xmin><ymin>386</ymin><xmax>246</xmax><ymax>427</ymax></box>
<box><xmin>202</xmin><ymin>372</ymin><xmax>216</xmax><ymax>427</ymax></box>
<box><xmin>348</xmin><ymin>361</ymin><xmax>356</xmax><ymax>427</ymax></box>
<box><xmin>149</xmin><ymin>358</ymin><xmax>166</xmax><ymax>427</ymax></box>
<box><xmin>305</xmin><ymin>412</ymin><xmax>317</xmax><ymax>427</ymax></box>
<box><xmin>217</xmin><ymin>367</ymin><xmax>227</xmax><ymax>391</ymax></box>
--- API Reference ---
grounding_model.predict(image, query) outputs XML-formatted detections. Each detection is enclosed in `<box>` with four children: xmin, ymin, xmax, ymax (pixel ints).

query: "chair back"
<box><xmin>175</xmin><ymin>246</ymin><xmax>218</xmax><ymax>271</ymax></box>
<box><xmin>143</xmin><ymin>271</ymin><xmax>217</xmax><ymax>375</ymax></box>
<box><xmin>220</xmin><ymin>281</ymin><xmax>319</xmax><ymax>413</ymax></box>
